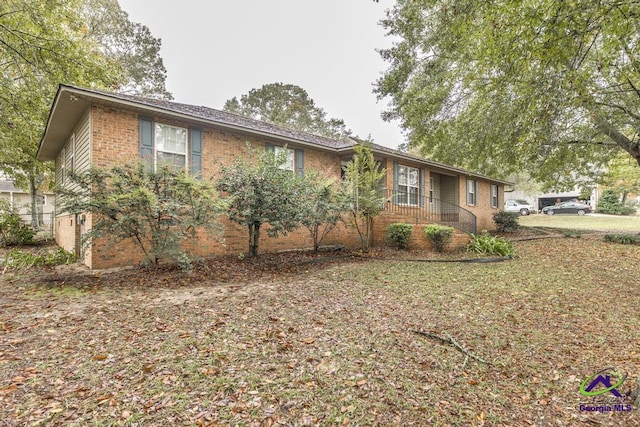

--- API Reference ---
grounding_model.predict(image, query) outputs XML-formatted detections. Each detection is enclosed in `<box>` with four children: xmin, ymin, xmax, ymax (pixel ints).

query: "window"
<box><xmin>467</xmin><ymin>179</ymin><xmax>478</xmax><ymax>206</ymax></box>
<box><xmin>275</xmin><ymin>146</ymin><xmax>295</xmax><ymax>172</ymax></box>
<box><xmin>491</xmin><ymin>184</ymin><xmax>499</xmax><ymax>208</ymax></box>
<box><xmin>398</xmin><ymin>165</ymin><xmax>419</xmax><ymax>205</ymax></box>
<box><xmin>37</xmin><ymin>195</ymin><xmax>47</xmax><ymax>206</ymax></box>
<box><xmin>155</xmin><ymin>123</ymin><xmax>187</xmax><ymax>170</ymax></box>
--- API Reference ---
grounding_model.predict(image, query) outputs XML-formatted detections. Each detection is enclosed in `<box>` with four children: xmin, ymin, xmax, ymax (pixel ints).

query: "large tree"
<box><xmin>0</xmin><ymin>0</ymin><xmax>170</xmax><ymax>227</ymax></box>
<box><xmin>81</xmin><ymin>0</ymin><xmax>172</xmax><ymax>99</ymax></box>
<box><xmin>224</xmin><ymin>82</ymin><xmax>352</xmax><ymax>138</ymax></box>
<box><xmin>375</xmin><ymin>1</ymin><xmax>640</xmax><ymax>189</ymax></box>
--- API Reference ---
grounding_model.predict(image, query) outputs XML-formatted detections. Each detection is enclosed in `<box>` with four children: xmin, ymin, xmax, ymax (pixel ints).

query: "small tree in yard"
<box><xmin>342</xmin><ymin>144</ymin><xmax>386</xmax><ymax>252</ymax></box>
<box><xmin>217</xmin><ymin>146</ymin><xmax>303</xmax><ymax>257</ymax></box>
<box><xmin>596</xmin><ymin>189</ymin><xmax>637</xmax><ymax>215</ymax></box>
<box><xmin>299</xmin><ymin>171</ymin><xmax>345</xmax><ymax>252</ymax></box>
<box><xmin>59</xmin><ymin>164</ymin><xmax>223</xmax><ymax>268</ymax></box>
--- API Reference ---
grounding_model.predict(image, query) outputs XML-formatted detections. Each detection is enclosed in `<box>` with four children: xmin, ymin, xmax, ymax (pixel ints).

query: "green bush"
<box><xmin>596</xmin><ymin>190</ymin><xmax>637</xmax><ymax>215</ymax></box>
<box><xmin>467</xmin><ymin>232</ymin><xmax>516</xmax><ymax>257</ymax></box>
<box><xmin>1</xmin><ymin>247</ymin><xmax>76</xmax><ymax>271</ymax></box>
<box><xmin>492</xmin><ymin>210</ymin><xmax>520</xmax><ymax>232</ymax></box>
<box><xmin>387</xmin><ymin>223</ymin><xmax>413</xmax><ymax>250</ymax></box>
<box><xmin>0</xmin><ymin>201</ymin><xmax>35</xmax><ymax>247</ymax></box>
<box><xmin>603</xmin><ymin>233</ymin><xmax>639</xmax><ymax>245</ymax></box>
<box><xmin>424</xmin><ymin>224</ymin><xmax>455</xmax><ymax>252</ymax></box>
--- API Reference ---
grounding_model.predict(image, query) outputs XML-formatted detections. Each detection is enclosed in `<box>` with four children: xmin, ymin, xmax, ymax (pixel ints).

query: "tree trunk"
<box><xmin>313</xmin><ymin>225</ymin><xmax>319</xmax><ymax>252</ymax></box>
<box><xmin>248</xmin><ymin>222</ymin><xmax>260</xmax><ymax>257</ymax></box>
<box><xmin>29</xmin><ymin>176</ymin><xmax>38</xmax><ymax>230</ymax></box>
<box><xmin>362</xmin><ymin>215</ymin><xmax>372</xmax><ymax>252</ymax></box>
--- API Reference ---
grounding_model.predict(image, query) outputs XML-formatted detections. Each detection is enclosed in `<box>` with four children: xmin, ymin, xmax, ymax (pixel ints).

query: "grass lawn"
<box><xmin>1</xmin><ymin>238</ymin><xmax>640</xmax><ymax>426</ymax></box>
<box><xmin>520</xmin><ymin>213</ymin><xmax>640</xmax><ymax>232</ymax></box>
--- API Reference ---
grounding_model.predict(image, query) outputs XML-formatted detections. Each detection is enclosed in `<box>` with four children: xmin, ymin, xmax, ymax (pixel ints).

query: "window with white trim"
<box><xmin>491</xmin><ymin>184</ymin><xmax>499</xmax><ymax>208</ymax></box>
<box><xmin>274</xmin><ymin>146</ymin><xmax>295</xmax><ymax>172</ymax></box>
<box><xmin>398</xmin><ymin>165</ymin><xmax>419</xmax><ymax>205</ymax></box>
<box><xmin>155</xmin><ymin>123</ymin><xmax>187</xmax><ymax>170</ymax></box>
<box><xmin>467</xmin><ymin>179</ymin><xmax>478</xmax><ymax>206</ymax></box>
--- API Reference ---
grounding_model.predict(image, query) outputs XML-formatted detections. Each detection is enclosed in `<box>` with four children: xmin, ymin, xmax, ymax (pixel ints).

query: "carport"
<box><xmin>537</xmin><ymin>191</ymin><xmax>582</xmax><ymax>210</ymax></box>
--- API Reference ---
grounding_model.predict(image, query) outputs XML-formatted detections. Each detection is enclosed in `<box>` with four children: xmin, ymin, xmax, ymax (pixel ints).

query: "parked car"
<box><xmin>542</xmin><ymin>201</ymin><xmax>591</xmax><ymax>215</ymax></box>
<box><xmin>504</xmin><ymin>199</ymin><xmax>536</xmax><ymax>216</ymax></box>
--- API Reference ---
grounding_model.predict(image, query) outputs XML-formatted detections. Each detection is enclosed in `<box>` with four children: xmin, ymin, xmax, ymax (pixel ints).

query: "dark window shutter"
<box><xmin>190</xmin><ymin>128</ymin><xmax>202</xmax><ymax>179</ymax></box>
<box><xmin>139</xmin><ymin>116</ymin><xmax>154</xmax><ymax>171</ymax></box>
<box><xmin>295</xmin><ymin>149</ymin><xmax>304</xmax><ymax>178</ymax></box>
<box><xmin>393</xmin><ymin>161</ymin><xmax>399</xmax><ymax>204</ymax></box>
<box><xmin>419</xmin><ymin>168</ymin><xmax>426</xmax><ymax>207</ymax></box>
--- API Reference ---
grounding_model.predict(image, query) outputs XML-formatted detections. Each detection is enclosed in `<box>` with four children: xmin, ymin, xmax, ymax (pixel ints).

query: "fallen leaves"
<box><xmin>1</xmin><ymin>239</ymin><xmax>639</xmax><ymax>425</ymax></box>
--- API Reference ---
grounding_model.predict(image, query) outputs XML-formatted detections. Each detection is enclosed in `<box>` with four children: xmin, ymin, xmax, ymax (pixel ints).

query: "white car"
<box><xmin>504</xmin><ymin>199</ymin><xmax>536</xmax><ymax>216</ymax></box>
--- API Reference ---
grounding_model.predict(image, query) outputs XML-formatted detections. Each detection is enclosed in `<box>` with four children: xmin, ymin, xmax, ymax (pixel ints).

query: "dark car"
<box><xmin>542</xmin><ymin>201</ymin><xmax>591</xmax><ymax>216</ymax></box>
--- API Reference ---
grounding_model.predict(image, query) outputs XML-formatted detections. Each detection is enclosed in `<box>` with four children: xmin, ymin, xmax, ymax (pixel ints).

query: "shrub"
<box><xmin>467</xmin><ymin>232</ymin><xmax>516</xmax><ymax>257</ymax></box>
<box><xmin>596</xmin><ymin>190</ymin><xmax>637</xmax><ymax>215</ymax></box>
<box><xmin>387</xmin><ymin>223</ymin><xmax>413</xmax><ymax>250</ymax></box>
<box><xmin>424</xmin><ymin>224</ymin><xmax>455</xmax><ymax>252</ymax></box>
<box><xmin>1</xmin><ymin>247</ymin><xmax>76</xmax><ymax>271</ymax></box>
<box><xmin>0</xmin><ymin>200</ymin><xmax>35</xmax><ymax>247</ymax></box>
<box><xmin>492</xmin><ymin>210</ymin><xmax>520</xmax><ymax>232</ymax></box>
<box><xmin>603</xmin><ymin>233</ymin><xmax>639</xmax><ymax>245</ymax></box>
<box><xmin>60</xmin><ymin>164</ymin><xmax>223</xmax><ymax>269</ymax></box>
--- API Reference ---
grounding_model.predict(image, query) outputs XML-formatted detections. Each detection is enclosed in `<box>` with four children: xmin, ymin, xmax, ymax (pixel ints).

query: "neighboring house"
<box><xmin>37</xmin><ymin>85</ymin><xmax>511</xmax><ymax>269</ymax></box>
<box><xmin>0</xmin><ymin>179</ymin><xmax>55</xmax><ymax>222</ymax></box>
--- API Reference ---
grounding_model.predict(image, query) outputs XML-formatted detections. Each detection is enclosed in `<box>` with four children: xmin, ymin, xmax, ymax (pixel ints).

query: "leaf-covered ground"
<box><xmin>1</xmin><ymin>237</ymin><xmax>640</xmax><ymax>426</ymax></box>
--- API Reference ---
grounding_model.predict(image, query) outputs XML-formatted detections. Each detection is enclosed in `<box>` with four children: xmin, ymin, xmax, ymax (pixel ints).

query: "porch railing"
<box><xmin>380</xmin><ymin>189</ymin><xmax>477</xmax><ymax>234</ymax></box>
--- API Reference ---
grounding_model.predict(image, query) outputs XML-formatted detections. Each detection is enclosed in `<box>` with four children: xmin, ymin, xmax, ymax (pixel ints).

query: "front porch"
<box><xmin>380</xmin><ymin>188</ymin><xmax>477</xmax><ymax>234</ymax></box>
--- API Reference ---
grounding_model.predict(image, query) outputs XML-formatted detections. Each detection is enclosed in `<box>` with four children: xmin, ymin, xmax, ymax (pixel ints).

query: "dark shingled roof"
<box><xmin>48</xmin><ymin>85</ymin><xmax>511</xmax><ymax>185</ymax></box>
<box><xmin>0</xmin><ymin>180</ymin><xmax>21</xmax><ymax>193</ymax></box>
<box><xmin>72</xmin><ymin>86</ymin><xmax>348</xmax><ymax>149</ymax></box>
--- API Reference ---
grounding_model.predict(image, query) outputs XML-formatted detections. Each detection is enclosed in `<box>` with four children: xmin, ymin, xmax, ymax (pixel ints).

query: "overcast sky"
<box><xmin>117</xmin><ymin>0</ymin><xmax>404</xmax><ymax>148</ymax></box>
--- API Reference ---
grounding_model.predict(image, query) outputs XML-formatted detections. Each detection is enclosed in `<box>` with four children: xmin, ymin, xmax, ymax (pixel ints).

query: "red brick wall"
<box><xmin>55</xmin><ymin>214</ymin><xmax>76</xmax><ymax>254</ymax></box>
<box><xmin>372</xmin><ymin>212</ymin><xmax>471</xmax><ymax>252</ymax></box>
<box><xmin>85</xmin><ymin>106</ymin><xmax>362</xmax><ymax>268</ymax></box>
<box><xmin>77</xmin><ymin>106</ymin><xmax>498</xmax><ymax>268</ymax></box>
<box><xmin>458</xmin><ymin>178</ymin><xmax>502</xmax><ymax>231</ymax></box>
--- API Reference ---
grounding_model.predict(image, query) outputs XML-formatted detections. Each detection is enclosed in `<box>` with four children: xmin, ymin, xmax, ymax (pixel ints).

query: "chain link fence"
<box><xmin>18</xmin><ymin>212</ymin><xmax>55</xmax><ymax>239</ymax></box>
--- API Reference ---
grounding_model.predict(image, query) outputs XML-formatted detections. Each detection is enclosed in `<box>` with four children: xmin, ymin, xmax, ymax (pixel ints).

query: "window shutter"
<box><xmin>393</xmin><ymin>161</ymin><xmax>399</xmax><ymax>204</ymax></box>
<box><xmin>419</xmin><ymin>168</ymin><xmax>426</xmax><ymax>207</ymax></box>
<box><xmin>139</xmin><ymin>116</ymin><xmax>154</xmax><ymax>171</ymax></box>
<box><xmin>265</xmin><ymin>143</ymin><xmax>275</xmax><ymax>153</ymax></box>
<box><xmin>190</xmin><ymin>128</ymin><xmax>202</xmax><ymax>179</ymax></box>
<box><xmin>295</xmin><ymin>149</ymin><xmax>304</xmax><ymax>178</ymax></box>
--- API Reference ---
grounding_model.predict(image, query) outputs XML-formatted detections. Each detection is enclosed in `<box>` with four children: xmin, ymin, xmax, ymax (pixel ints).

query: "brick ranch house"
<box><xmin>37</xmin><ymin>85</ymin><xmax>511</xmax><ymax>269</ymax></box>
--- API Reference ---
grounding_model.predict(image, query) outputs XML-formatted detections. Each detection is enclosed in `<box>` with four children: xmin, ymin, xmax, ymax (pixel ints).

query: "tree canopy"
<box><xmin>0</xmin><ymin>0</ymin><xmax>170</xmax><ymax>223</ymax></box>
<box><xmin>224</xmin><ymin>83</ymin><xmax>352</xmax><ymax>138</ymax></box>
<box><xmin>375</xmin><ymin>1</ymin><xmax>640</xmax><ymax>189</ymax></box>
